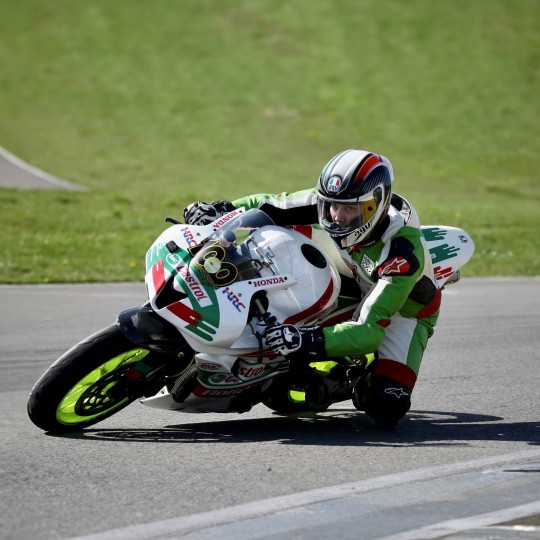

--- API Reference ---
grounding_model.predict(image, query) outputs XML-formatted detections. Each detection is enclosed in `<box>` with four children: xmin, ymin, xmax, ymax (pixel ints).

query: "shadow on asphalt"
<box><xmin>48</xmin><ymin>409</ymin><xmax>540</xmax><ymax>446</ymax></box>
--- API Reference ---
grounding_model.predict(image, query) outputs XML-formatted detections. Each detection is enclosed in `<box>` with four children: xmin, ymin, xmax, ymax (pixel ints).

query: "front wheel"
<box><xmin>28</xmin><ymin>324</ymin><xmax>160</xmax><ymax>432</ymax></box>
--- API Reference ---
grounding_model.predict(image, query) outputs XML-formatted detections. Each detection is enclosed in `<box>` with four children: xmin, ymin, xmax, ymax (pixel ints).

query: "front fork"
<box><xmin>117</xmin><ymin>304</ymin><xmax>191</xmax><ymax>355</ymax></box>
<box><xmin>116</xmin><ymin>304</ymin><xmax>195</xmax><ymax>394</ymax></box>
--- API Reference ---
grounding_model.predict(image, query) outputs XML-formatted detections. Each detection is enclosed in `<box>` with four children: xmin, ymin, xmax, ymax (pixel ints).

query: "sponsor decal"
<box><xmin>167</xmin><ymin>301</ymin><xmax>201</xmax><ymax>325</ymax></box>
<box><xmin>430</xmin><ymin>244</ymin><xmax>460</xmax><ymax>264</ymax></box>
<box><xmin>196</xmin><ymin>263</ymin><xmax>237</xmax><ymax>289</ymax></box>
<box><xmin>195</xmin><ymin>387</ymin><xmax>245</xmax><ymax>397</ymax></box>
<box><xmin>199</xmin><ymin>363</ymin><xmax>222</xmax><ymax>371</ymax></box>
<box><xmin>327</xmin><ymin>176</ymin><xmax>342</xmax><ymax>192</ymax></box>
<box><xmin>360</xmin><ymin>254</ymin><xmax>375</xmax><ymax>275</ymax></box>
<box><xmin>193</xmin><ymin>241</ymin><xmax>239</xmax><ymax>288</ymax></box>
<box><xmin>182</xmin><ymin>228</ymin><xmax>197</xmax><ymax>246</ymax></box>
<box><xmin>152</xmin><ymin>259</ymin><xmax>166</xmax><ymax>294</ymax></box>
<box><xmin>433</xmin><ymin>265</ymin><xmax>454</xmax><ymax>281</ymax></box>
<box><xmin>195</xmin><ymin>366</ymin><xmax>271</xmax><ymax>395</ymax></box>
<box><xmin>212</xmin><ymin>209</ymin><xmax>242</xmax><ymax>229</ymax></box>
<box><xmin>385</xmin><ymin>387</ymin><xmax>410</xmax><ymax>399</ymax></box>
<box><xmin>166</xmin><ymin>300</ymin><xmax>219</xmax><ymax>342</ymax></box>
<box><xmin>179</xmin><ymin>266</ymin><xmax>212</xmax><ymax>307</ymax></box>
<box><xmin>166</xmin><ymin>252</ymin><xmax>184</xmax><ymax>270</ymax></box>
<box><xmin>222</xmin><ymin>286</ymin><xmax>246</xmax><ymax>312</ymax></box>
<box><xmin>204</xmin><ymin>256</ymin><xmax>222</xmax><ymax>274</ymax></box>
<box><xmin>422</xmin><ymin>227</ymin><xmax>447</xmax><ymax>241</ymax></box>
<box><xmin>251</xmin><ymin>277</ymin><xmax>287</xmax><ymax>288</ymax></box>
<box><xmin>458</xmin><ymin>234</ymin><xmax>469</xmax><ymax>244</ymax></box>
<box><xmin>209</xmin><ymin>373</ymin><xmax>241</xmax><ymax>385</ymax></box>
<box><xmin>379</xmin><ymin>256</ymin><xmax>411</xmax><ymax>276</ymax></box>
<box><xmin>357</xmin><ymin>221</ymin><xmax>373</xmax><ymax>235</ymax></box>
<box><xmin>238</xmin><ymin>366</ymin><xmax>265</xmax><ymax>379</ymax></box>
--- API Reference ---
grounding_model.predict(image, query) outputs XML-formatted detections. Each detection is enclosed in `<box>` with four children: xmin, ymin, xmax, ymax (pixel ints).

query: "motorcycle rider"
<box><xmin>183</xmin><ymin>149</ymin><xmax>441</xmax><ymax>427</ymax></box>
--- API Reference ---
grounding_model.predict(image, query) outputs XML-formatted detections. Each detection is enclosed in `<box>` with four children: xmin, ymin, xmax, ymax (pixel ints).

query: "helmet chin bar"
<box><xmin>338</xmin><ymin>229</ymin><xmax>365</xmax><ymax>249</ymax></box>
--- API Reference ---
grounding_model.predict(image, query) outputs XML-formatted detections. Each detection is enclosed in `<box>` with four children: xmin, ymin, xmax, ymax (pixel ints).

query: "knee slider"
<box><xmin>363</xmin><ymin>376</ymin><xmax>411</xmax><ymax>427</ymax></box>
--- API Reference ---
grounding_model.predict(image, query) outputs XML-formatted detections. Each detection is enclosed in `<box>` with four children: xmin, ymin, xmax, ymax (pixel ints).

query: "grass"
<box><xmin>0</xmin><ymin>0</ymin><xmax>538</xmax><ymax>283</ymax></box>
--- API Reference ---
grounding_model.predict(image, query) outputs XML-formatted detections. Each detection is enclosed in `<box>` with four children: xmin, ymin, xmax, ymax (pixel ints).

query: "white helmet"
<box><xmin>316</xmin><ymin>149</ymin><xmax>393</xmax><ymax>249</ymax></box>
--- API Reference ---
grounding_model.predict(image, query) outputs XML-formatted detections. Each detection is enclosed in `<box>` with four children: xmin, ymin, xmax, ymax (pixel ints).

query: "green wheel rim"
<box><xmin>288</xmin><ymin>389</ymin><xmax>306</xmax><ymax>403</ymax></box>
<box><xmin>287</xmin><ymin>361</ymin><xmax>338</xmax><ymax>404</ymax></box>
<box><xmin>286</xmin><ymin>356</ymin><xmax>375</xmax><ymax>405</ymax></box>
<box><xmin>56</xmin><ymin>348</ymin><xmax>149</xmax><ymax>426</ymax></box>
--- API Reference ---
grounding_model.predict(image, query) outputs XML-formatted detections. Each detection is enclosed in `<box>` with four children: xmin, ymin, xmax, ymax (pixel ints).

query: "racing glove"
<box><xmin>263</xmin><ymin>324</ymin><xmax>326</xmax><ymax>361</ymax></box>
<box><xmin>183</xmin><ymin>200</ymin><xmax>236</xmax><ymax>226</ymax></box>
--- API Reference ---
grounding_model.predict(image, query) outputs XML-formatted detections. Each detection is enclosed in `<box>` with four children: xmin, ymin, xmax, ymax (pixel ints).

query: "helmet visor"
<box><xmin>318</xmin><ymin>189</ymin><xmax>383</xmax><ymax>237</ymax></box>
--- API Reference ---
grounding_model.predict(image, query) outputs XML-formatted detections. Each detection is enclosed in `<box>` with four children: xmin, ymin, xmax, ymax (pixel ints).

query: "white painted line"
<box><xmin>69</xmin><ymin>449</ymin><xmax>540</xmax><ymax>540</ymax></box>
<box><xmin>0</xmin><ymin>145</ymin><xmax>86</xmax><ymax>191</ymax></box>
<box><xmin>378</xmin><ymin>500</ymin><xmax>540</xmax><ymax>540</ymax></box>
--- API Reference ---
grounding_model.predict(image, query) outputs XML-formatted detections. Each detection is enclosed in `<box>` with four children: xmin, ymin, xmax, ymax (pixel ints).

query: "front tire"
<box><xmin>28</xmin><ymin>324</ymin><xmax>155</xmax><ymax>432</ymax></box>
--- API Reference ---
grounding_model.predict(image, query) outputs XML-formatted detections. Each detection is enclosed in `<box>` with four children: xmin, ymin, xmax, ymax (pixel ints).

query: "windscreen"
<box><xmin>189</xmin><ymin>209</ymin><xmax>275</xmax><ymax>288</ymax></box>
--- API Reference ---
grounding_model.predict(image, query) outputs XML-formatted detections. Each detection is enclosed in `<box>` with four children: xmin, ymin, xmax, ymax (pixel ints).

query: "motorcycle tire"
<box><xmin>262</xmin><ymin>375</ymin><xmax>330</xmax><ymax>414</ymax></box>
<box><xmin>28</xmin><ymin>324</ymin><xmax>157</xmax><ymax>433</ymax></box>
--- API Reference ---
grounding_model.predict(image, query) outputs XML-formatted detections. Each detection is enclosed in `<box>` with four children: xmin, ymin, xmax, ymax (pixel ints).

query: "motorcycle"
<box><xmin>27</xmin><ymin>208</ymin><xmax>474</xmax><ymax>432</ymax></box>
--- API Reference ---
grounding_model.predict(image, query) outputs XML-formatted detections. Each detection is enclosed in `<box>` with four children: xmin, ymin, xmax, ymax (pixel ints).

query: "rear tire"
<box><xmin>263</xmin><ymin>375</ymin><xmax>330</xmax><ymax>414</ymax></box>
<box><xmin>28</xmin><ymin>324</ymin><xmax>157</xmax><ymax>432</ymax></box>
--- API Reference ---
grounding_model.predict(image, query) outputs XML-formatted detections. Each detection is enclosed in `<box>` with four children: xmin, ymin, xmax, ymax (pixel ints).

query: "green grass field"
<box><xmin>0</xmin><ymin>0</ymin><xmax>538</xmax><ymax>283</ymax></box>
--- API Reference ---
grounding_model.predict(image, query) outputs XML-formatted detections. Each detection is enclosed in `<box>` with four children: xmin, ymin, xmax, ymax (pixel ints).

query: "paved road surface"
<box><xmin>1</xmin><ymin>278</ymin><xmax>539</xmax><ymax>539</ymax></box>
<box><xmin>0</xmin><ymin>145</ymin><xmax>84</xmax><ymax>190</ymax></box>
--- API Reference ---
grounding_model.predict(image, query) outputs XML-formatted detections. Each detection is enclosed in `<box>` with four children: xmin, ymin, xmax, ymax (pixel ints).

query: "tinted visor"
<box><xmin>318</xmin><ymin>188</ymin><xmax>382</xmax><ymax>237</ymax></box>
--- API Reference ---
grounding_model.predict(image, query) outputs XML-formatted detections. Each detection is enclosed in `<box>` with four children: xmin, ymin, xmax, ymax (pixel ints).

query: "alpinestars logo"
<box><xmin>283</xmin><ymin>327</ymin><xmax>297</xmax><ymax>344</ymax></box>
<box><xmin>379</xmin><ymin>257</ymin><xmax>411</xmax><ymax>276</ymax></box>
<box><xmin>385</xmin><ymin>387</ymin><xmax>410</xmax><ymax>399</ymax></box>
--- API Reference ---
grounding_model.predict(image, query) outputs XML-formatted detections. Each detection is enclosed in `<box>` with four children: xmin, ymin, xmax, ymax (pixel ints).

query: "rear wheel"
<box><xmin>263</xmin><ymin>369</ymin><xmax>332</xmax><ymax>414</ymax></box>
<box><xmin>263</xmin><ymin>357</ymin><xmax>374</xmax><ymax>414</ymax></box>
<box><xmin>28</xmin><ymin>324</ymin><xmax>168</xmax><ymax>432</ymax></box>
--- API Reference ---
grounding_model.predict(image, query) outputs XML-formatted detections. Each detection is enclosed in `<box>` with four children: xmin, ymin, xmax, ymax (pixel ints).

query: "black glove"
<box><xmin>264</xmin><ymin>324</ymin><xmax>326</xmax><ymax>361</ymax></box>
<box><xmin>183</xmin><ymin>200</ymin><xmax>236</xmax><ymax>226</ymax></box>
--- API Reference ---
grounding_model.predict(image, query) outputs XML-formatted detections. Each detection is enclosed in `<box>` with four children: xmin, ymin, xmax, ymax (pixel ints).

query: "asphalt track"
<box><xmin>1</xmin><ymin>278</ymin><xmax>539</xmax><ymax>539</ymax></box>
<box><xmin>0</xmin><ymin>145</ymin><xmax>84</xmax><ymax>190</ymax></box>
<box><xmin>2</xmin><ymin>133</ymin><xmax>538</xmax><ymax>539</ymax></box>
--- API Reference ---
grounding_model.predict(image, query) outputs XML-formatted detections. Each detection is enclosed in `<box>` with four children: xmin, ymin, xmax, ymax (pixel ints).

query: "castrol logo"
<box><xmin>178</xmin><ymin>266</ymin><xmax>212</xmax><ymax>307</ymax></box>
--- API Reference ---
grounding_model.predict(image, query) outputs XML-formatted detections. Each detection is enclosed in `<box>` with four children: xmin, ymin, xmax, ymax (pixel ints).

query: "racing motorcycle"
<box><xmin>27</xmin><ymin>208</ymin><xmax>474</xmax><ymax>432</ymax></box>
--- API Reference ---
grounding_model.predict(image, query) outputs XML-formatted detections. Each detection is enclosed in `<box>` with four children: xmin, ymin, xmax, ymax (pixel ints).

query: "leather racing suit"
<box><xmin>231</xmin><ymin>188</ymin><xmax>441</xmax><ymax>425</ymax></box>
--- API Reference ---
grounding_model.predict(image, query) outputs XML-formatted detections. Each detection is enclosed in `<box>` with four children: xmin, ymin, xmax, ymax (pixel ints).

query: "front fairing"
<box><xmin>144</xmin><ymin>209</ymin><xmax>287</xmax><ymax>353</ymax></box>
<box><xmin>144</xmin><ymin>208</ymin><xmax>341</xmax><ymax>355</ymax></box>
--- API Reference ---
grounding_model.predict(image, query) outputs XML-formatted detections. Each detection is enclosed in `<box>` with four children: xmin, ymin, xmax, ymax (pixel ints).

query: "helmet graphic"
<box><xmin>316</xmin><ymin>149</ymin><xmax>393</xmax><ymax>249</ymax></box>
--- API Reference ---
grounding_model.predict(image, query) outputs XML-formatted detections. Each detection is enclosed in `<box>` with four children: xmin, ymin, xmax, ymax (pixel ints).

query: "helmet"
<box><xmin>316</xmin><ymin>149</ymin><xmax>393</xmax><ymax>249</ymax></box>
